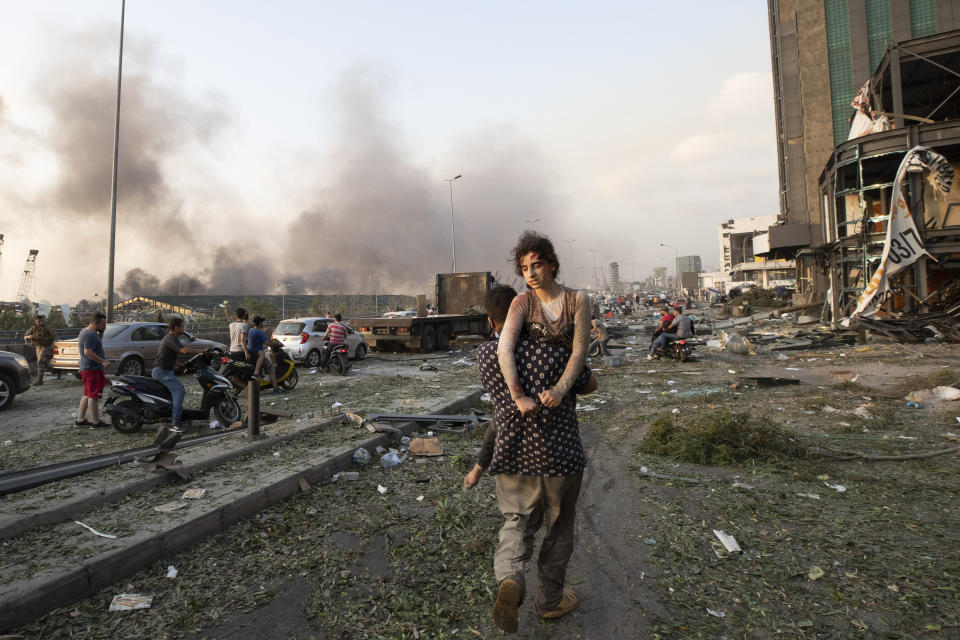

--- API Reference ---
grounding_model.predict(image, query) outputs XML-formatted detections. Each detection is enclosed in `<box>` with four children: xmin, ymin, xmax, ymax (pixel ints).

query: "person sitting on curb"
<box><xmin>589</xmin><ymin>318</ymin><xmax>609</xmax><ymax>357</ymax></box>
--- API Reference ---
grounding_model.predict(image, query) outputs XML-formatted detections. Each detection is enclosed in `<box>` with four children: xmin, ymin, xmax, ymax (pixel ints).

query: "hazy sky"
<box><xmin>0</xmin><ymin>1</ymin><xmax>778</xmax><ymax>303</ymax></box>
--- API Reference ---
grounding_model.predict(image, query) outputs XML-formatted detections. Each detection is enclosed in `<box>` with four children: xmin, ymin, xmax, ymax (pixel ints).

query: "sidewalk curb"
<box><xmin>0</xmin><ymin>414</ymin><xmax>345</xmax><ymax>542</ymax></box>
<box><xmin>0</xmin><ymin>389</ymin><xmax>483</xmax><ymax>632</ymax></box>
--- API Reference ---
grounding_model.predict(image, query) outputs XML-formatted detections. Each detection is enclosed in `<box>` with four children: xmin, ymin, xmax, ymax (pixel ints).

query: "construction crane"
<box><xmin>15</xmin><ymin>249</ymin><xmax>39</xmax><ymax>302</ymax></box>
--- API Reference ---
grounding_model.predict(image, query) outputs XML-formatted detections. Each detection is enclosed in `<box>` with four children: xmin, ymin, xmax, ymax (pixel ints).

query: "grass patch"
<box><xmin>638</xmin><ymin>410</ymin><xmax>806</xmax><ymax>465</ymax></box>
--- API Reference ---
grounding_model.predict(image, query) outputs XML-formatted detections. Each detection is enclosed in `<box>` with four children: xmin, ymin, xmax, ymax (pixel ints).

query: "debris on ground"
<box><xmin>712</xmin><ymin>529</ymin><xmax>742</xmax><ymax>555</ymax></box>
<box><xmin>409</xmin><ymin>437</ymin><xmax>443</xmax><ymax>456</ymax></box>
<box><xmin>109</xmin><ymin>595</ymin><xmax>154</xmax><ymax>611</ymax></box>
<box><xmin>154</xmin><ymin>502</ymin><xmax>187</xmax><ymax>513</ymax></box>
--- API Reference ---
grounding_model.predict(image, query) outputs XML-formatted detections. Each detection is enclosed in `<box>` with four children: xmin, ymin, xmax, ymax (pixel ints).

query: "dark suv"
<box><xmin>0</xmin><ymin>349</ymin><xmax>32</xmax><ymax>411</ymax></box>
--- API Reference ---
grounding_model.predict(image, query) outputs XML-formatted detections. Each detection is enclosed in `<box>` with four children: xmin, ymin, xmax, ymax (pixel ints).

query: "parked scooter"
<box><xmin>220</xmin><ymin>340</ymin><xmax>299</xmax><ymax>393</ymax></box>
<box><xmin>104</xmin><ymin>352</ymin><xmax>241</xmax><ymax>434</ymax></box>
<box><xmin>320</xmin><ymin>341</ymin><xmax>351</xmax><ymax>375</ymax></box>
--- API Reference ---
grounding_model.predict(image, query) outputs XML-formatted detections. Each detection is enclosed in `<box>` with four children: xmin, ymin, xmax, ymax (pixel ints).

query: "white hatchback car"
<box><xmin>272</xmin><ymin>317</ymin><xmax>368</xmax><ymax>368</ymax></box>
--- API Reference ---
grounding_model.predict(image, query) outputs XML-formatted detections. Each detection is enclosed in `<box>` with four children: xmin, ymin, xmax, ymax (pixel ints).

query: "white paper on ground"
<box><xmin>75</xmin><ymin>520</ymin><xmax>118</xmax><ymax>539</ymax></box>
<box><xmin>713</xmin><ymin>529</ymin><xmax>742</xmax><ymax>553</ymax></box>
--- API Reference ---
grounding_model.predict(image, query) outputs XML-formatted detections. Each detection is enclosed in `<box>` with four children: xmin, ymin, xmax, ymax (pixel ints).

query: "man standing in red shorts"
<box><xmin>76</xmin><ymin>312</ymin><xmax>110</xmax><ymax>428</ymax></box>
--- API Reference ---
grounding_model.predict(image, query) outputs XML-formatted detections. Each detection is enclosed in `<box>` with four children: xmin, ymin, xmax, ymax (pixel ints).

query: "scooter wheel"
<box><xmin>110</xmin><ymin>399</ymin><xmax>144</xmax><ymax>434</ymax></box>
<box><xmin>279</xmin><ymin>367</ymin><xmax>299</xmax><ymax>390</ymax></box>
<box><xmin>213</xmin><ymin>394</ymin><xmax>242</xmax><ymax>426</ymax></box>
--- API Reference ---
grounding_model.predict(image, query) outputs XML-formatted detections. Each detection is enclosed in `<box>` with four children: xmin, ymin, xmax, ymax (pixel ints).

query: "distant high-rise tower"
<box><xmin>608</xmin><ymin>262</ymin><xmax>620</xmax><ymax>291</ymax></box>
<box><xmin>652</xmin><ymin>267</ymin><xmax>667</xmax><ymax>289</ymax></box>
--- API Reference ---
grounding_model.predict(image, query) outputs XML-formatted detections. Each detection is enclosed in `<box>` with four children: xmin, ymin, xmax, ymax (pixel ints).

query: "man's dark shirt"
<box><xmin>155</xmin><ymin>333</ymin><xmax>183</xmax><ymax>371</ymax></box>
<box><xmin>477</xmin><ymin>336</ymin><xmax>590</xmax><ymax>477</ymax></box>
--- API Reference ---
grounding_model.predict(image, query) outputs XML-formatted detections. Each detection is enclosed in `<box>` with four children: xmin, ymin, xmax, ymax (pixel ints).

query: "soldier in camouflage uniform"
<box><xmin>24</xmin><ymin>315</ymin><xmax>60</xmax><ymax>384</ymax></box>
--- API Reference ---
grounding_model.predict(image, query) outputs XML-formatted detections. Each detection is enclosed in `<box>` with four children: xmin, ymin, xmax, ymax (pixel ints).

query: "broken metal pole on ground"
<box><xmin>365</xmin><ymin>413</ymin><xmax>480</xmax><ymax>434</ymax></box>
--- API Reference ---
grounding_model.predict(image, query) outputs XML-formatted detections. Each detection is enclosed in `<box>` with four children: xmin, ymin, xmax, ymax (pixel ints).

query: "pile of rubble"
<box><xmin>846</xmin><ymin>308</ymin><xmax>960</xmax><ymax>344</ymax></box>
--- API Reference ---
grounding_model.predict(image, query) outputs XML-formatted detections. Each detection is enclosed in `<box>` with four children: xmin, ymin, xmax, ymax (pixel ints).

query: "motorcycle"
<box><xmin>652</xmin><ymin>338</ymin><xmax>694</xmax><ymax>363</ymax></box>
<box><xmin>104</xmin><ymin>352</ymin><xmax>241</xmax><ymax>434</ymax></box>
<box><xmin>220</xmin><ymin>340</ymin><xmax>299</xmax><ymax>393</ymax></box>
<box><xmin>320</xmin><ymin>341</ymin><xmax>351</xmax><ymax>376</ymax></box>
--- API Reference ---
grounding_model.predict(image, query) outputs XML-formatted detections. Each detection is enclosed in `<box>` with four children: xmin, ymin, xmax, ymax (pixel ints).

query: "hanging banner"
<box><xmin>849</xmin><ymin>146</ymin><xmax>954</xmax><ymax>318</ymax></box>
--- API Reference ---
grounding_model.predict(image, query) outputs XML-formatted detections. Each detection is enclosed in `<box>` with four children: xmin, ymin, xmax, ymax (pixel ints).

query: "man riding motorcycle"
<box><xmin>152</xmin><ymin>317</ymin><xmax>209</xmax><ymax>446</ymax></box>
<box><xmin>648</xmin><ymin>308</ymin><xmax>693</xmax><ymax>360</ymax></box>
<box><xmin>319</xmin><ymin>313</ymin><xmax>348</xmax><ymax>371</ymax></box>
<box><xmin>651</xmin><ymin>307</ymin><xmax>673</xmax><ymax>345</ymax></box>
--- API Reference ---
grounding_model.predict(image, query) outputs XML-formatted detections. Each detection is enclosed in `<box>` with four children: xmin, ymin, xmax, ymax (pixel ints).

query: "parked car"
<box><xmin>382</xmin><ymin>309</ymin><xmax>417</xmax><ymax>318</ymax></box>
<box><xmin>272</xmin><ymin>317</ymin><xmax>368</xmax><ymax>368</ymax></box>
<box><xmin>0</xmin><ymin>349</ymin><xmax>32</xmax><ymax>411</ymax></box>
<box><xmin>51</xmin><ymin>322</ymin><xmax>227</xmax><ymax>377</ymax></box>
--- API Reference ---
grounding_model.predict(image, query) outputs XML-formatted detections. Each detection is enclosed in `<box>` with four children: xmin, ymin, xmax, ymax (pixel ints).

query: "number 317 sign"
<box><xmin>851</xmin><ymin>146</ymin><xmax>954</xmax><ymax>318</ymax></box>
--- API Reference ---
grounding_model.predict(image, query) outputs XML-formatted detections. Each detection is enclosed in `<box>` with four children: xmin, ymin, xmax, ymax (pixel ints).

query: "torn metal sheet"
<box><xmin>365</xmin><ymin>413</ymin><xmax>479</xmax><ymax>434</ymax></box>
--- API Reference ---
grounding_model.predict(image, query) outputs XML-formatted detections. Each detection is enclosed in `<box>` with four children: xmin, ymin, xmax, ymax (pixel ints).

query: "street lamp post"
<box><xmin>277</xmin><ymin>282</ymin><xmax>290</xmax><ymax>318</ymax></box>
<box><xmin>660</xmin><ymin>243</ymin><xmax>679</xmax><ymax>293</ymax></box>
<box><xmin>106</xmin><ymin>0</ymin><xmax>126</xmax><ymax>323</ymax></box>
<box><xmin>445</xmin><ymin>174</ymin><xmax>462</xmax><ymax>272</ymax></box>
<box><xmin>370</xmin><ymin>276</ymin><xmax>380</xmax><ymax>316</ymax></box>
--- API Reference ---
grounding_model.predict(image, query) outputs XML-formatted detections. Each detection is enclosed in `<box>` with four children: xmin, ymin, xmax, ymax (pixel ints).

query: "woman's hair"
<box><xmin>512</xmin><ymin>231</ymin><xmax>559</xmax><ymax>278</ymax></box>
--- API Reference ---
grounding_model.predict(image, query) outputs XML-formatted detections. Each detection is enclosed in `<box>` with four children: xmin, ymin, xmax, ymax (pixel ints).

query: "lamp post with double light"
<box><xmin>445</xmin><ymin>174</ymin><xmax>462</xmax><ymax>272</ymax></box>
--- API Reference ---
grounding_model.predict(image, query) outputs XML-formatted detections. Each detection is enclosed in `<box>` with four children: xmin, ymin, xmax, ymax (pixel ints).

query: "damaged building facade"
<box><xmin>819</xmin><ymin>30</ymin><xmax>960</xmax><ymax>319</ymax></box>
<box><xmin>767</xmin><ymin>0</ymin><xmax>960</xmax><ymax>318</ymax></box>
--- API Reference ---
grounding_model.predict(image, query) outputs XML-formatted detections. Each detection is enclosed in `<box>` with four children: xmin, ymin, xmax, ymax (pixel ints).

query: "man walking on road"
<box><xmin>76</xmin><ymin>313</ymin><xmax>109</xmax><ymax>428</ymax></box>
<box><xmin>475</xmin><ymin>286</ymin><xmax>591</xmax><ymax>633</ymax></box>
<box><xmin>24</xmin><ymin>314</ymin><xmax>60</xmax><ymax>384</ymax></box>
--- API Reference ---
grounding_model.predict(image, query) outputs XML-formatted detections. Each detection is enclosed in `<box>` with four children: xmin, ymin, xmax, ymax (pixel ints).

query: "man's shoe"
<box><xmin>539</xmin><ymin>589</ymin><xmax>579</xmax><ymax>620</ymax></box>
<box><xmin>645</xmin><ymin>354</ymin><xmax>654</xmax><ymax>360</ymax></box>
<box><xmin>35</xmin><ymin>379</ymin><xmax>43</xmax><ymax>386</ymax></box>
<box><xmin>492</xmin><ymin>578</ymin><xmax>523</xmax><ymax>633</ymax></box>
<box><xmin>89</xmin><ymin>421</ymin><xmax>111</xmax><ymax>429</ymax></box>
<box><xmin>74</xmin><ymin>419</ymin><xmax>91</xmax><ymax>427</ymax></box>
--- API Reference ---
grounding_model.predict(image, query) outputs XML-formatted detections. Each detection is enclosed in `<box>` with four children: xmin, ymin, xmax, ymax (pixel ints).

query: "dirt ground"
<box><xmin>6</xmin><ymin>321</ymin><xmax>960</xmax><ymax>639</ymax></box>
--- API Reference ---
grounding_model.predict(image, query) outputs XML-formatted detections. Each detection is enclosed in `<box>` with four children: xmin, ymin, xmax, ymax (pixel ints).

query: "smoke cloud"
<box><xmin>40</xmin><ymin>33</ymin><xmax>227</xmax><ymax>230</ymax></box>
<box><xmin>51</xmin><ymin>51</ymin><xmax>562</xmax><ymax>298</ymax></box>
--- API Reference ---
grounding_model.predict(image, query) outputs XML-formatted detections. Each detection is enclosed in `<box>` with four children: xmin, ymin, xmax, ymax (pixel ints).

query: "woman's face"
<box><xmin>520</xmin><ymin>251</ymin><xmax>555</xmax><ymax>290</ymax></box>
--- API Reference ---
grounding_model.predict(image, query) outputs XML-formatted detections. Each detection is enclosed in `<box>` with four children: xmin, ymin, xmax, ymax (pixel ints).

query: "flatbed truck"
<box><xmin>351</xmin><ymin>272</ymin><xmax>495</xmax><ymax>352</ymax></box>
